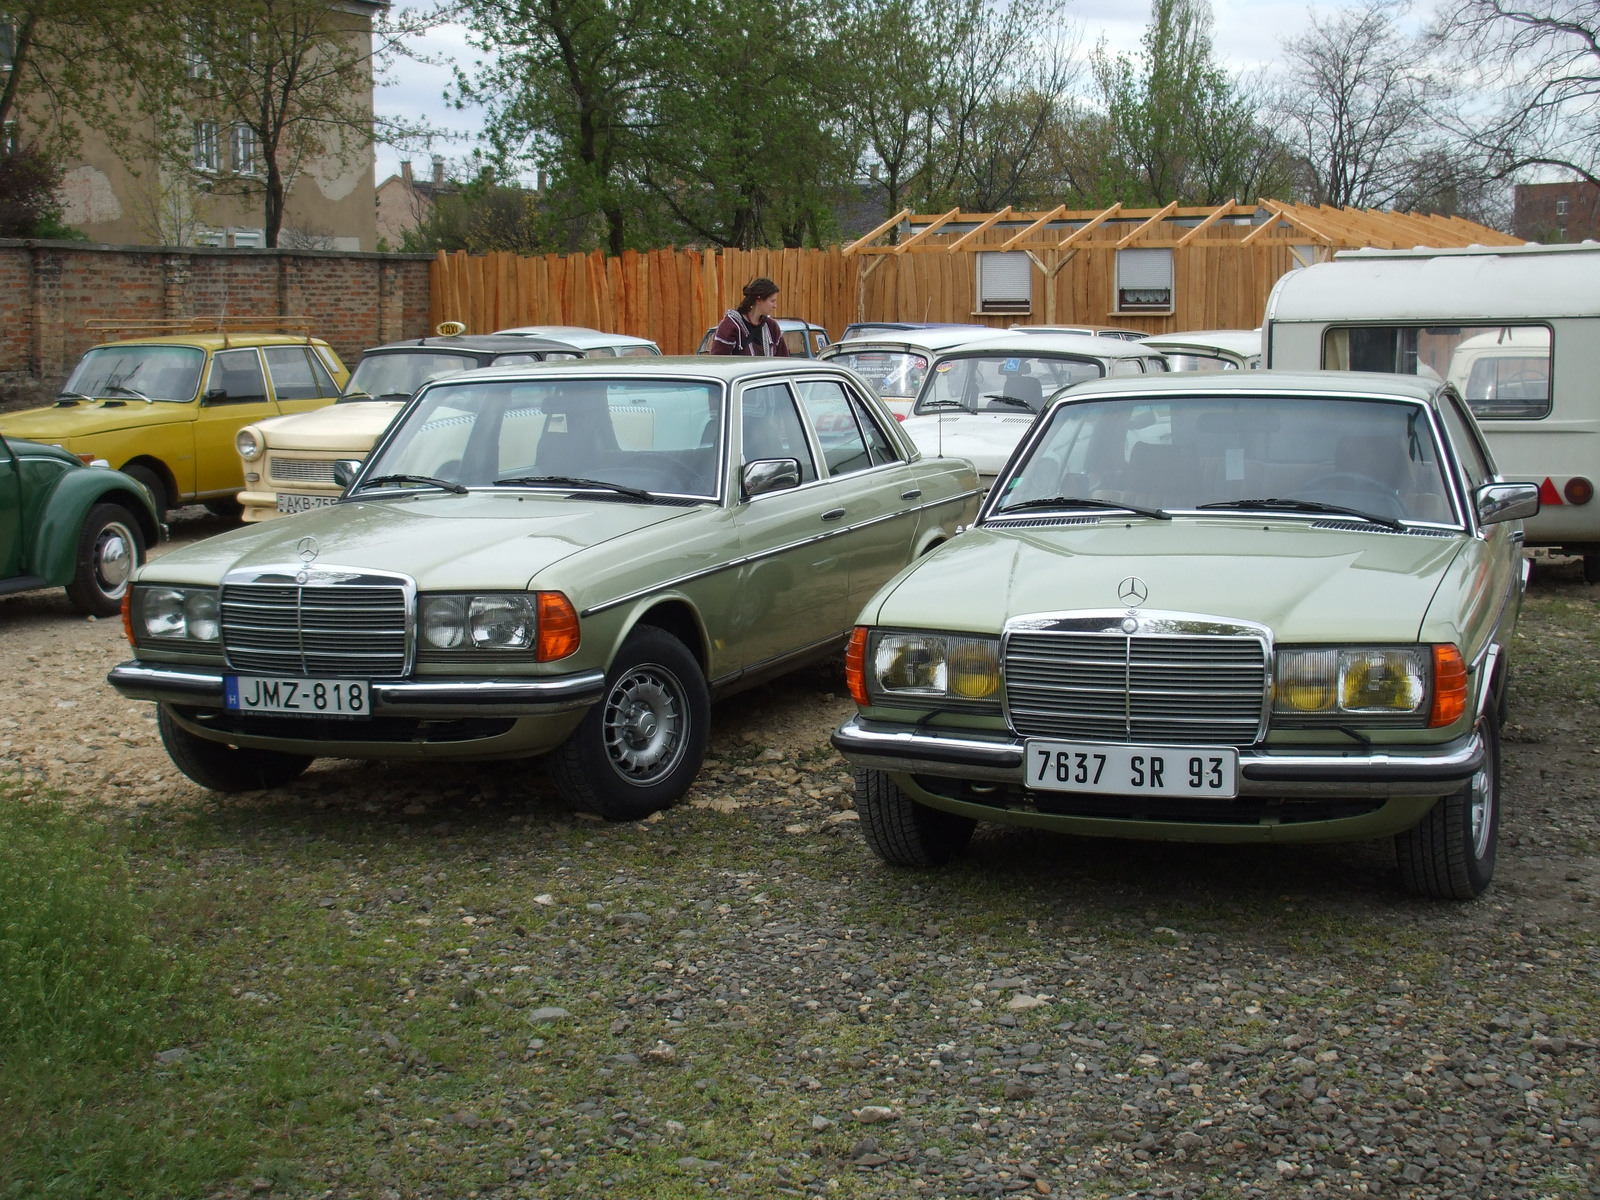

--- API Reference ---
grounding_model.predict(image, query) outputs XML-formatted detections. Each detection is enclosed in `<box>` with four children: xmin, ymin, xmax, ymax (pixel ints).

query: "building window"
<box><xmin>192</xmin><ymin>121</ymin><xmax>219</xmax><ymax>172</ymax></box>
<box><xmin>228</xmin><ymin>228</ymin><xmax>265</xmax><ymax>248</ymax></box>
<box><xmin>194</xmin><ymin>227</ymin><xmax>225</xmax><ymax>247</ymax></box>
<box><xmin>231</xmin><ymin>124</ymin><xmax>259</xmax><ymax>175</ymax></box>
<box><xmin>0</xmin><ymin>19</ymin><xmax>16</xmax><ymax>65</ymax></box>
<box><xmin>1115</xmin><ymin>247</ymin><xmax>1174</xmax><ymax>313</ymax></box>
<box><xmin>1556</xmin><ymin>198</ymin><xmax>1569</xmax><ymax>216</ymax></box>
<box><xmin>975</xmin><ymin>251</ymin><xmax>1032</xmax><ymax>314</ymax></box>
<box><xmin>1</xmin><ymin>121</ymin><xmax>15</xmax><ymax>157</ymax></box>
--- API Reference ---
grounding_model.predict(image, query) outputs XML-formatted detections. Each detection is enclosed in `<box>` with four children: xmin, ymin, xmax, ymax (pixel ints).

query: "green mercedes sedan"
<box><xmin>107</xmin><ymin>358</ymin><xmax>980</xmax><ymax>818</ymax></box>
<box><xmin>831</xmin><ymin>372</ymin><xmax>1537</xmax><ymax>899</ymax></box>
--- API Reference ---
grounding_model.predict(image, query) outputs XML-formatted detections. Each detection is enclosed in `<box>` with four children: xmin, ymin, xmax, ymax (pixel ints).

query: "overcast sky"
<box><xmin>370</xmin><ymin>0</ymin><xmax>1392</xmax><ymax>186</ymax></box>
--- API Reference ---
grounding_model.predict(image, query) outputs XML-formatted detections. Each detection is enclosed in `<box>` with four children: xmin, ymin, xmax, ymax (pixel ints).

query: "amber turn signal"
<box><xmin>535</xmin><ymin>591</ymin><xmax>581</xmax><ymax>661</ymax></box>
<box><xmin>1429</xmin><ymin>644</ymin><xmax>1468</xmax><ymax>727</ymax></box>
<box><xmin>845</xmin><ymin>626</ymin><xmax>870</xmax><ymax>706</ymax></box>
<box><xmin>121</xmin><ymin>587</ymin><xmax>135</xmax><ymax>647</ymax></box>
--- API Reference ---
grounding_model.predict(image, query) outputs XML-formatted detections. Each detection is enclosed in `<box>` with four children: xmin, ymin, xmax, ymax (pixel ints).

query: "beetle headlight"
<box><xmin>420</xmin><ymin>593</ymin><xmax>539</xmax><ymax>651</ymax></box>
<box><xmin>1275</xmin><ymin>647</ymin><xmax>1428</xmax><ymax>715</ymax></box>
<box><xmin>135</xmin><ymin>586</ymin><xmax>220</xmax><ymax>642</ymax></box>
<box><xmin>871</xmin><ymin>632</ymin><xmax>1000</xmax><ymax>702</ymax></box>
<box><xmin>236</xmin><ymin>428</ymin><xmax>263</xmax><ymax>460</ymax></box>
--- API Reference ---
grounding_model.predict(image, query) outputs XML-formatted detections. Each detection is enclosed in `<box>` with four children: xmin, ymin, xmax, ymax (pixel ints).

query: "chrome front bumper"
<box><xmin>108</xmin><ymin>662</ymin><xmax>606</xmax><ymax>718</ymax></box>
<box><xmin>831</xmin><ymin>716</ymin><xmax>1484</xmax><ymax>797</ymax></box>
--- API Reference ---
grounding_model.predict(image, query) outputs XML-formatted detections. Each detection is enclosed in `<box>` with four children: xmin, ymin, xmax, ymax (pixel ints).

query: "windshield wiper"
<box><xmin>1195</xmin><ymin>498</ymin><xmax>1403</xmax><ymax>531</ymax></box>
<box><xmin>981</xmin><ymin>393</ymin><xmax>1036</xmax><ymax>411</ymax></box>
<box><xmin>103</xmin><ymin>384</ymin><xmax>153</xmax><ymax>402</ymax></box>
<box><xmin>54</xmin><ymin>391</ymin><xmax>92</xmax><ymax>405</ymax></box>
<box><xmin>339</xmin><ymin>388</ymin><xmax>373</xmax><ymax>400</ymax></box>
<box><xmin>996</xmin><ymin>495</ymin><xmax>1171</xmax><ymax>520</ymax></box>
<box><xmin>917</xmin><ymin>399</ymin><xmax>966</xmax><ymax>412</ymax></box>
<box><xmin>358</xmin><ymin>474</ymin><xmax>468</xmax><ymax>495</ymax></box>
<box><xmin>494</xmin><ymin>475</ymin><xmax>655</xmax><ymax>502</ymax></box>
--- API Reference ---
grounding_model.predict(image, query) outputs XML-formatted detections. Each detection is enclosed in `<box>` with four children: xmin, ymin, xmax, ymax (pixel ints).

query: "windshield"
<box><xmin>344</xmin><ymin>351</ymin><xmax>479</xmax><ymax>402</ymax></box>
<box><xmin>914</xmin><ymin>353</ymin><xmax>1104</xmax><ymax>415</ymax></box>
<box><xmin>995</xmin><ymin>395</ymin><xmax>1457</xmax><ymax>526</ymax></box>
<box><xmin>828</xmin><ymin>350</ymin><xmax>931</xmax><ymax>400</ymax></box>
<box><xmin>365</xmin><ymin>377</ymin><xmax>725</xmax><ymax>499</ymax></box>
<box><xmin>62</xmin><ymin>345</ymin><xmax>205</xmax><ymax>402</ymax></box>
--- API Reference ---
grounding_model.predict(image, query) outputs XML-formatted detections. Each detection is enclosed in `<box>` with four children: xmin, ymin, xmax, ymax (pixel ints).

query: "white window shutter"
<box><xmin>977</xmin><ymin>252</ymin><xmax>1033</xmax><ymax>312</ymax></box>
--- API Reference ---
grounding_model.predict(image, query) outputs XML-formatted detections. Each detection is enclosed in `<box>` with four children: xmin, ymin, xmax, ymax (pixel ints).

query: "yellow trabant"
<box><xmin>0</xmin><ymin>322</ymin><xmax>348</xmax><ymax>515</ymax></box>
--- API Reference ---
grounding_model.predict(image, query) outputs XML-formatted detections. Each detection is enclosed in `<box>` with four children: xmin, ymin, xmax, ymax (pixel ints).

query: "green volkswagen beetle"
<box><xmin>107</xmin><ymin>358</ymin><xmax>980</xmax><ymax>817</ymax></box>
<box><xmin>832</xmin><ymin>371</ymin><xmax>1537</xmax><ymax>899</ymax></box>
<box><xmin>0</xmin><ymin>435</ymin><xmax>162</xmax><ymax>615</ymax></box>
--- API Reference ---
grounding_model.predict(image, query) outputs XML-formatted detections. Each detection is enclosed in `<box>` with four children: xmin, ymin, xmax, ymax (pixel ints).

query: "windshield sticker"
<box><xmin>936</xmin><ymin>362</ymin><xmax>953</xmax><ymax>373</ymax></box>
<box><xmin>1003</xmin><ymin>358</ymin><xmax>1021</xmax><ymax>372</ymax></box>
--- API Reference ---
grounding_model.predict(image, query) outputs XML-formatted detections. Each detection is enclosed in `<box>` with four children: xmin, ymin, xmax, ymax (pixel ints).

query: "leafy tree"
<box><xmin>0</xmin><ymin>142</ymin><xmax>82</xmax><ymax>236</ymax></box>
<box><xmin>400</xmin><ymin>164</ymin><xmax>552</xmax><ymax>253</ymax></box>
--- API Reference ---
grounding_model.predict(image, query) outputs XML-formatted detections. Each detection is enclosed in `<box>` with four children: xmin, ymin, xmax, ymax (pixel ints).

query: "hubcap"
<box><xmin>1468</xmin><ymin>766</ymin><xmax>1494</xmax><ymax>860</ymax></box>
<box><xmin>602</xmin><ymin>665</ymin><xmax>686</xmax><ymax>785</ymax></box>
<box><xmin>94</xmin><ymin>523</ymin><xmax>135</xmax><ymax>596</ymax></box>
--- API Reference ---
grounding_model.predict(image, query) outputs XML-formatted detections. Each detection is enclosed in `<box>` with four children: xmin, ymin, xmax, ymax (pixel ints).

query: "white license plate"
<box><xmin>226</xmin><ymin>675</ymin><xmax>370</xmax><ymax>717</ymax></box>
<box><xmin>277</xmin><ymin>492</ymin><xmax>338</xmax><ymax>513</ymax></box>
<box><xmin>1025</xmin><ymin>740</ymin><xmax>1238</xmax><ymax>799</ymax></box>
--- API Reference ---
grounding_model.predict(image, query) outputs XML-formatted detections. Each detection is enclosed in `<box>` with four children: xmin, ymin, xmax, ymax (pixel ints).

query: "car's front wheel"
<box><xmin>550</xmin><ymin>626</ymin><xmax>709</xmax><ymax>820</ymax></box>
<box><xmin>1395</xmin><ymin>709</ymin><xmax>1501</xmax><ymax>900</ymax></box>
<box><xmin>65</xmin><ymin>502</ymin><xmax>144</xmax><ymax>616</ymax></box>
<box><xmin>158</xmin><ymin>707</ymin><xmax>313</xmax><ymax>792</ymax></box>
<box><xmin>855</xmin><ymin>769</ymin><xmax>976</xmax><ymax>866</ymax></box>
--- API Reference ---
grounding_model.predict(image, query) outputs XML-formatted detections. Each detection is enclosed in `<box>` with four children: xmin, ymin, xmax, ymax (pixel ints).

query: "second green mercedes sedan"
<box><xmin>108</xmin><ymin>358</ymin><xmax>981</xmax><ymax>819</ymax></box>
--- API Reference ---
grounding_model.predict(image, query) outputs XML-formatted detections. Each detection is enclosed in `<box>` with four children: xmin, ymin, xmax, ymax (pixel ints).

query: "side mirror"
<box><xmin>1475</xmin><ymin>482</ymin><xmax>1540</xmax><ymax>526</ymax></box>
<box><xmin>741</xmin><ymin>458</ymin><xmax>802</xmax><ymax>499</ymax></box>
<box><xmin>202</xmin><ymin>388</ymin><xmax>228</xmax><ymax>405</ymax></box>
<box><xmin>333</xmin><ymin>459</ymin><xmax>365</xmax><ymax>489</ymax></box>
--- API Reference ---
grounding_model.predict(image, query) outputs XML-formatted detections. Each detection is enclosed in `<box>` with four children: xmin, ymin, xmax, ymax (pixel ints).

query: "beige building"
<box><xmin>375</xmin><ymin>154</ymin><xmax>451</xmax><ymax>248</ymax></box>
<box><xmin>52</xmin><ymin>2</ymin><xmax>383</xmax><ymax>250</ymax></box>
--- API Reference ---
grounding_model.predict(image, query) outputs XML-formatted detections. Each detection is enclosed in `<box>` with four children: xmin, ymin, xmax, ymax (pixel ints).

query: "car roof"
<box><xmin>1051</xmin><ymin>369</ymin><xmax>1443</xmax><ymax>404</ymax></box>
<box><xmin>493</xmin><ymin>325</ymin><xmax>659</xmax><ymax>349</ymax></box>
<box><xmin>419</xmin><ymin>354</ymin><xmax>865</xmax><ymax>386</ymax></box>
<box><xmin>361</xmin><ymin>334</ymin><xmax>580</xmax><ymax>354</ymax></box>
<box><xmin>776</xmin><ymin>318</ymin><xmax>826</xmax><ymax>332</ymax></box>
<box><xmin>1139</xmin><ymin>330</ymin><xmax>1262</xmax><ymax>356</ymax></box>
<box><xmin>89</xmin><ymin>333</ymin><xmax>335</xmax><ymax>351</ymax></box>
<box><xmin>931</xmin><ymin>333</ymin><xmax>1158</xmax><ymax>359</ymax></box>
<box><xmin>825</xmin><ymin>327</ymin><xmax>1011</xmax><ymax>353</ymax></box>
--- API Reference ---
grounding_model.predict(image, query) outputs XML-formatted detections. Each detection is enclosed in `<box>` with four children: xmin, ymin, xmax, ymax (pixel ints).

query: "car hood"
<box><xmin>900</xmin><ymin>411</ymin><xmax>1037</xmax><ymax>474</ymax></box>
<box><xmin>137</xmin><ymin>493</ymin><xmax>698</xmax><ymax>592</ymax></box>
<box><xmin>0</xmin><ymin>399</ymin><xmax>189</xmax><ymax>443</ymax></box>
<box><xmin>254</xmin><ymin>401</ymin><xmax>405</xmax><ymax>451</ymax></box>
<box><xmin>869</xmin><ymin>519</ymin><xmax>1466</xmax><ymax>644</ymax></box>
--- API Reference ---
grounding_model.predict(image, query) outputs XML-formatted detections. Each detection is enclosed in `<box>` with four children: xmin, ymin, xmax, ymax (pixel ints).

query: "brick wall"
<box><xmin>0</xmin><ymin>239</ymin><xmax>435</xmax><ymax>411</ymax></box>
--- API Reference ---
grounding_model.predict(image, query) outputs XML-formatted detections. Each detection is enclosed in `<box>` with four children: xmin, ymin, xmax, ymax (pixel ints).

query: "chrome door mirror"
<box><xmin>333</xmin><ymin>459</ymin><xmax>365</xmax><ymax>489</ymax></box>
<box><xmin>741</xmin><ymin>458</ymin><xmax>802</xmax><ymax>499</ymax></box>
<box><xmin>1475</xmin><ymin>482</ymin><xmax>1540</xmax><ymax>526</ymax></box>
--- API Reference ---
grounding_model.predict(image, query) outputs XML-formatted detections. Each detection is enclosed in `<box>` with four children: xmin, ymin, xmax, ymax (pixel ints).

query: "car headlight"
<box><xmin>135</xmin><ymin>586</ymin><xmax>220</xmax><ymax>642</ymax></box>
<box><xmin>418</xmin><ymin>592</ymin><xmax>579</xmax><ymax>660</ymax></box>
<box><xmin>1275</xmin><ymin>647</ymin><xmax>1428</xmax><ymax>715</ymax></box>
<box><xmin>236</xmin><ymin>428</ymin><xmax>263</xmax><ymax>460</ymax></box>
<box><xmin>870</xmin><ymin>631</ymin><xmax>1000</xmax><ymax>702</ymax></box>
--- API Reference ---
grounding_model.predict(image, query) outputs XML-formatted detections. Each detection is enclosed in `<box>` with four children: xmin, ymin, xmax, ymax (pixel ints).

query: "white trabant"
<box><xmin>1140</xmin><ymin>329</ymin><xmax>1262</xmax><ymax>371</ymax></box>
<box><xmin>1263</xmin><ymin>243</ymin><xmax>1600</xmax><ymax>573</ymax></box>
<box><xmin>820</xmin><ymin>325</ymin><xmax>1008</xmax><ymax>419</ymax></box>
<box><xmin>898</xmin><ymin>334</ymin><xmax>1168</xmax><ymax>483</ymax></box>
<box><xmin>493</xmin><ymin>325</ymin><xmax>661</xmax><ymax>356</ymax></box>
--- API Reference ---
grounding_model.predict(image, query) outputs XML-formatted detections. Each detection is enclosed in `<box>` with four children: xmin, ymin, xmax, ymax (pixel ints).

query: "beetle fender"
<box><xmin>31</xmin><ymin>471</ymin><xmax>161</xmax><ymax>585</ymax></box>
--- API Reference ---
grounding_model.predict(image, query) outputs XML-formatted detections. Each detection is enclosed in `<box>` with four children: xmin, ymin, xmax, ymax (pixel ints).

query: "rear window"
<box><xmin>1322</xmin><ymin>324</ymin><xmax>1552</xmax><ymax>420</ymax></box>
<box><xmin>827</xmin><ymin>350</ymin><xmax>930</xmax><ymax>400</ymax></box>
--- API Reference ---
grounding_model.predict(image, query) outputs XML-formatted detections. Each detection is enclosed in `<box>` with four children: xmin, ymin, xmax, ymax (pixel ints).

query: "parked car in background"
<box><xmin>0</xmin><ymin>325</ymin><xmax>348</xmax><ymax>517</ymax></box>
<box><xmin>899</xmin><ymin>334</ymin><xmax>1166</xmax><ymax>482</ymax></box>
<box><xmin>1140</xmin><ymin>329</ymin><xmax>1262</xmax><ymax>371</ymax></box>
<box><xmin>697</xmin><ymin>319</ymin><xmax>831</xmax><ymax>357</ymax></box>
<box><xmin>111</xmin><ymin>358</ymin><xmax>981</xmax><ymax>819</ymax></box>
<box><xmin>235</xmin><ymin>333</ymin><xmax>596</xmax><ymax>522</ymax></box>
<box><xmin>1263</xmin><ymin>243</ymin><xmax>1600</xmax><ymax>576</ymax></box>
<box><xmin>494</xmin><ymin>325</ymin><xmax>661</xmax><ymax>356</ymax></box>
<box><xmin>0</xmin><ymin>435</ymin><xmax>163</xmax><ymax>614</ymax></box>
<box><xmin>839</xmin><ymin>321</ymin><xmax>991</xmax><ymax>341</ymax></box>
<box><xmin>834</xmin><ymin>371</ymin><xmax>1535</xmax><ymax>899</ymax></box>
<box><xmin>821</xmin><ymin>326</ymin><xmax>1009</xmax><ymax>419</ymax></box>
<box><xmin>1010</xmin><ymin>324</ymin><xmax>1147</xmax><ymax>341</ymax></box>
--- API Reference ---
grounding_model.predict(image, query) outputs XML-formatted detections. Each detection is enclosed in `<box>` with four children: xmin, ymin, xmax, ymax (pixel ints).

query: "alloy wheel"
<box><xmin>601</xmin><ymin>665</ymin><xmax>687</xmax><ymax>785</ymax></box>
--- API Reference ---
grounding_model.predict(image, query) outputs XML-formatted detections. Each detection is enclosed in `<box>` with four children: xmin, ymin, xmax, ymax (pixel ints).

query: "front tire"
<box><xmin>550</xmin><ymin>627</ymin><xmax>709</xmax><ymax>820</ymax></box>
<box><xmin>157</xmin><ymin>707</ymin><xmax>313</xmax><ymax>792</ymax></box>
<box><xmin>122</xmin><ymin>464</ymin><xmax>170</xmax><ymax>517</ymax></box>
<box><xmin>855</xmin><ymin>769</ymin><xmax>976</xmax><ymax>866</ymax></box>
<box><xmin>1395</xmin><ymin>709</ymin><xmax>1500</xmax><ymax>900</ymax></box>
<box><xmin>65</xmin><ymin>503</ymin><xmax>144</xmax><ymax>616</ymax></box>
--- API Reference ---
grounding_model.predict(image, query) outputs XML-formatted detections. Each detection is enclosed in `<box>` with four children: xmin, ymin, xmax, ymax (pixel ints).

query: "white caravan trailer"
<box><xmin>1264</xmin><ymin>243</ymin><xmax>1600</xmax><ymax>574</ymax></box>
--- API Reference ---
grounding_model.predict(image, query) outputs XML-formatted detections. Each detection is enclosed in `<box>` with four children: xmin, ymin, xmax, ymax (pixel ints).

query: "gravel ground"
<box><xmin>3</xmin><ymin>521</ymin><xmax>1599</xmax><ymax>1200</ymax></box>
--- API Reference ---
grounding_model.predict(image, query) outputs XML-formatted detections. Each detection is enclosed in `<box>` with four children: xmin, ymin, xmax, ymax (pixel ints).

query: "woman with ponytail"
<box><xmin>710</xmin><ymin>277</ymin><xmax>790</xmax><ymax>356</ymax></box>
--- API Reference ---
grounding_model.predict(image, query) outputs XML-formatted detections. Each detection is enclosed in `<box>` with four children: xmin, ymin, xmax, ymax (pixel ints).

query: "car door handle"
<box><xmin>900</xmin><ymin>488</ymin><xmax>922</xmax><ymax>500</ymax></box>
<box><xmin>821</xmin><ymin>508</ymin><xmax>846</xmax><ymax>521</ymax></box>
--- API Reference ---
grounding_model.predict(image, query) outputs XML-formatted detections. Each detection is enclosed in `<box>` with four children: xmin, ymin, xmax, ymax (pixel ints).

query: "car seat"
<box><xmin>535</xmin><ymin>382</ymin><xmax>618</xmax><ymax>475</ymax></box>
<box><xmin>1124</xmin><ymin>442</ymin><xmax>1200</xmax><ymax>508</ymax></box>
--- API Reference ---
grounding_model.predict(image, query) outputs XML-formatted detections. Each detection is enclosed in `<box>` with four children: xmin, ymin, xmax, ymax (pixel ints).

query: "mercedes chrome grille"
<box><xmin>220</xmin><ymin>568</ymin><xmax>413</xmax><ymax>677</ymax></box>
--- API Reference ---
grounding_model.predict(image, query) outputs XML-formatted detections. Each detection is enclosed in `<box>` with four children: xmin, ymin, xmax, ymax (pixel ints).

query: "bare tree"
<box><xmin>1431</xmin><ymin>0</ymin><xmax>1600</xmax><ymax>189</ymax></box>
<box><xmin>1273</xmin><ymin>0</ymin><xmax>1432</xmax><ymax>207</ymax></box>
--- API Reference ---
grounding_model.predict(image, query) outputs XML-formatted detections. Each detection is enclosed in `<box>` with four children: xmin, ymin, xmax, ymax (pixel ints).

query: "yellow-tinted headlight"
<box><xmin>1276</xmin><ymin>648</ymin><xmax>1337</xmax><ymax>712</ymax></box>
<box><xmin>947</xmin><ymin>638</ymin><xmax>1000</xmax><ymax>699</ymax></box>
<box><xmin>1340</xmin><ymin>649</ymin><xmax>1426</xmax><ymax>712</ymax></box>
<box><xmin>870</xmin><ymin>632</ymin><xmax>1001</xmax><ymax>702</ymax></box>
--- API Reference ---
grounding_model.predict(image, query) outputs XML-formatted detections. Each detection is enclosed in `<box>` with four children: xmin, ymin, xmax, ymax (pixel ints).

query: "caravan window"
<box><xmin>1322</xmin><ymin>324</ymin><xmax>1552</xmax><ymax>420</ymax></box>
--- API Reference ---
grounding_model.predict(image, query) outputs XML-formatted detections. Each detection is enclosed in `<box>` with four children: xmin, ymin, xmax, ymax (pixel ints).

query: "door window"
<box><xmin>740</xmin><ymin>383</ymin><xmax>817</xmax><ymax>482</ymax></box>
<box><xmin>1438</xmin><ymin>396</ymin><xmax>1493</xmax><ymax>491</ymax></box>
<box><xmin>796</xmin><ymin>380</ymin><xmax>872</xmax><ymax>476</ymax></box>
<box><xmin>850</xmin><ymin>394</ymin><xmax>899</xmax><ymax>465</ymax></box>
<box><xmin>206</xmin><ymin>349</ymin><xmax>268</xmax><ymax>403</ymax></box>
<box><xmin>264</xmin><ymin>346</ymin><xmax>337</xmax><ymax>399</ymax></box>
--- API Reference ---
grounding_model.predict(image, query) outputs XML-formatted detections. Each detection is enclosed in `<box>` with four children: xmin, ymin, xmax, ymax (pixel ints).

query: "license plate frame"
<box><xmin>225</xmin><ymin>675</ymin><xmax>371</xmax><ymax>718</ymax></box>
<box><xmin>1024</xmin><ymin>739</ymin><xmax>1239</xmax><ymax>799</ymax></box>
<box><xmin>276</xmin><ymin>492</ymin><xmax>339</xmax><ymax>514</ymax></box>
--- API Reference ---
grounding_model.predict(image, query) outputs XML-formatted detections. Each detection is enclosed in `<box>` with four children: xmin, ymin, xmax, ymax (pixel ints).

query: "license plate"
<box><xmin>1025</xmin><ymin>740</ymin><xmax>1238</xmax><ymax>798</ymax></box>
<box><xmin>277</xmin><ymin>492</ymin><xmax>338</xmax><ymax>513</ymax></box>
<box><xmin>226</xmin><ymin>675</ymin><xmax>370</xmax><ymax>717</ymax></box>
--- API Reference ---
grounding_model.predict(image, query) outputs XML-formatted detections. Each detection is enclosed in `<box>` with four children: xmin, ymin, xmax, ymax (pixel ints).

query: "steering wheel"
<box><xmin>1298</xmin><ymin>471</ymin><xmax>1405</xmax><ymax>517</ymax></box>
